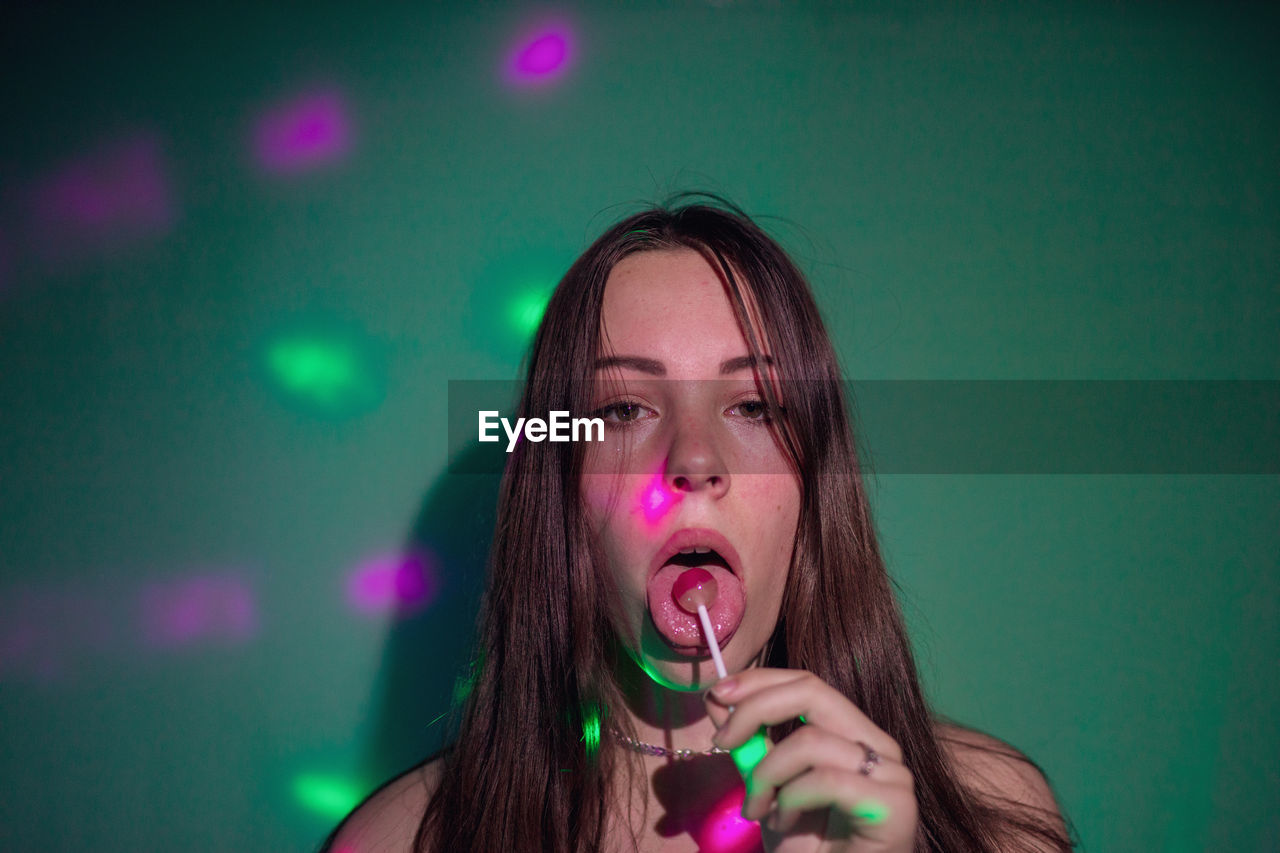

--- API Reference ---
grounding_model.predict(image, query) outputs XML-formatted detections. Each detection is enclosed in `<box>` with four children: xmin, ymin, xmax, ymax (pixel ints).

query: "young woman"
<box><xmin>326</xmin><ymin>197</ymin><xmax>1072</xmax><ymax>852</ymax></box>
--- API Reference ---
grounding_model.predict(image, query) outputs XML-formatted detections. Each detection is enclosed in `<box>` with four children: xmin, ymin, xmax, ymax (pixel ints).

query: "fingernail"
<box><xmin>711</xmin><ymin>677</ymin><xmax>738</xmax><ymax>699</ymax></box>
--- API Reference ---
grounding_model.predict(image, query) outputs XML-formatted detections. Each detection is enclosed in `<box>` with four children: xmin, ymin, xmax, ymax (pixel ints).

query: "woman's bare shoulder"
<box><xmin>323</xmin><ymin>758</ymin><xmax>442</xmax><ymax>853</ymax></box>
<box><xmin>933</xmin><ymin>721</ymin><xmax>1061</xmax><ymax>815</ymax></box>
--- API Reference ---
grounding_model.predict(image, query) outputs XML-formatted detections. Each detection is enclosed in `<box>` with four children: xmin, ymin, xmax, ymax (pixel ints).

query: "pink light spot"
<box><xmin>518</xmin><ymin>33</ymin><xmax>567</xmax><ymax>74</ymax></box>
<box><xmin>693</xmin><ymin>783</ymin><xmax>761</xmax><ymax>853</ymax></box>
<box><xmin>252</xmin><ymin>89</ymin><xmax>353</xmax><ymax>174</ymax></box>
<box><xmin>639</xmin><ymin>472</ymin><xmax>679</xmax><ymax>525</ymax></box>
<box><xmin>506</xmin><ymin>23</ymin><xmax>574</xmax><ymax>86</ymax></box>
<box><xmin>138</xmin><ymin>574</ymin><xmax>258</xmax><ymax>648</ymax></box>
<box><xmin>346</xmin><ymin>551</ymin><xmax>439</xmax><ymax>617</ymax></box>
<box><xmin>27</xmin><ymin>133</ymin><xmax>175</xmax><ymax>264</ymax></box>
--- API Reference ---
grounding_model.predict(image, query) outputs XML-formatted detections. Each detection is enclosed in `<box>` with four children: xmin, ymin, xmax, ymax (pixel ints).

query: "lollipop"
<box><xmin>672</xmin><ymin>567</ymin><xmax>719</xmax><ymax>613</ymax></box>
<box><xmin>671</xmin><ymin>567</ymin><xmax>727</xmax><ymax>678</ymax></box>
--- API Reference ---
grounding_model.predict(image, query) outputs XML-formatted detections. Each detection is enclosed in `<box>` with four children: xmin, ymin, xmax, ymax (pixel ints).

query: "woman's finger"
<box><xmin>740</xmin><ymin>723</ymin><xmax>897</xmax><ymax>820</ymax></box>
<box><xmin>702</xmin><ymin>668</ymin><xmax>808</xmax><ymax>737</ymax></box>
<box><xmin>770</xmin><ymin>764</ymin><xmax>917</xmax><ymax>847</ymax></box>
<box><xmin>710</xmin><ymin>669</ymin><xmax>901</xmax><ymax>763</ymax></box>
<box><xmin>704</xmin><ymin>693</ymin><xmax>731</xmax><ymax>731</ymax></box>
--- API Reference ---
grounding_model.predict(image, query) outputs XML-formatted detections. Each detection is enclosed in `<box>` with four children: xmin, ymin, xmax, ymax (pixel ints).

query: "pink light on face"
<box><xmin>138</xmin><ymin>574</ymin><xmax>257</xmax><ymax>648</ymax></box>
<box><xmin>27</xmin><ymin>133</ymin><xmax>175</xmax><ymax>264</ymax></box>
<box><xmin>252</xmin><ymin>89</ymin><xmax>352</xmax><ymax>174</ymax></box>
<box><xmin>506</xmin><ymin>22</ymin><xmax>574</xmax><ymax>86</ymax></box>
<box><xmin>693</xmin><ymin>782</ymin><xmax>762</xmax><ymax>853</ymax></box>
<box><xmin>346</xmin><ymin>550</ymin><xmax>439</xmax><ymax>617</ymax></box>
<box><xmin>639</xmin><ymin>472</ymin><xmax>679</xmax><ymax>526</ymax></box>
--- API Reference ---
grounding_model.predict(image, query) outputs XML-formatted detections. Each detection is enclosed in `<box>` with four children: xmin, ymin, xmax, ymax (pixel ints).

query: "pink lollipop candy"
<box><xmin>672</xmin><ymin>567</ymin><xmax>728</xmax><ymax>678</ymax></box>
<box><xmin>672</xmin><ymin>567</ymin><xmax>719</xmax><ymax>614</ymax></box>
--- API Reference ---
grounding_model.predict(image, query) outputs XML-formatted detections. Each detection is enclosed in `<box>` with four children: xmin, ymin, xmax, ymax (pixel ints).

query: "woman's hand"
<box><xmin>705</xmin><ymin>668</ymin><xmax>918</xmax><ymax>853</ymax></box>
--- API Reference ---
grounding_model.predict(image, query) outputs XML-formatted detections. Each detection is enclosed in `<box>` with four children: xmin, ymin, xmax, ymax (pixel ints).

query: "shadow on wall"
<box><xmin>360</xmin><ymin>443</ymin><xmax>502</xmax><ymax>785</ymax></box>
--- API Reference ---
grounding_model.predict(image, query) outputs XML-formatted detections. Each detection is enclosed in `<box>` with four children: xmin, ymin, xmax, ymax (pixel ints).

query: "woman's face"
<box><xmin>581</xmin><ymin>248</ymin><xmax>801</xmax><ymax>691</ymax></box>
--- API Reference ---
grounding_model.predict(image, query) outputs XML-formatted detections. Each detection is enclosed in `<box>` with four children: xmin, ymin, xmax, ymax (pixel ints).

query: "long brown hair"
<box><xmin>418</xmin><ymin>195</ymin><xmax>1071</xmax><ymax>851</ymax></box>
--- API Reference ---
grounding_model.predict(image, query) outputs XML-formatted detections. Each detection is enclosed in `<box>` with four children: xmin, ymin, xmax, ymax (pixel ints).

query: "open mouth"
<box><xmin>648</xmin><ymin>528</ymin><xmax>743</xmax><ymax>582</ymax></box>
<box><xmin>645</xmin><ymin>529</ymin><xmax>746</xmax><ymax>653</ymax></box>
<box><xmin>663</xmin><ymin>548</ymin><xmax>731</xmax><ymax>571</ymax></box>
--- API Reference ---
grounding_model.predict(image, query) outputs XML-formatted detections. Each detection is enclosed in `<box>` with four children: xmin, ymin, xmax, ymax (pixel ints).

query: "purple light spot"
<box><xmin>139</xmin><ymin>574</ymin><xmax>258</xmax><ymax>648</ymax></box>
<box><xmin>0</xmin><ymin>572</ymin><xmax>258</xmax><ymax>683</ymax></box>
<box><xmin>506</xmin><ymin>23</ymin><xmax>574</xmax><ymax>86</ymax></box>
<box><xmin>0</xmin><ymin>230</ymin><xmax>11</xmax><ymax>293</ymax></box>
<box><xmin>253</xmin><ymin>89</ymin><xmax>353</xmax><ymax>175</ymax></box>
<box><xmin>0</xmin><ymin>583</ymin><xmax>122</xmax><ymax>684</ymax></box>
<box><xmin>347</xmin><ymin>550</ymin><xmax>439</xmax><ymax>617</ymax></box>
<box><xmin>27</xmin><ymin>133</ymin><xmax>175</xmax><ymax>265</ymax></box>
<box><xmin>0</xmin><ymin>609</ymin><xmax>53</xmax><ymax>682</ymax></box>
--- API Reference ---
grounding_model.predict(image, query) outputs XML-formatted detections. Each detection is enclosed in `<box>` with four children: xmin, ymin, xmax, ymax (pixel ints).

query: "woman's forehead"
<box><xmin>598</xmin><ymin>248</ymin><xmax>772</xmax><ymax>368</ymax></box>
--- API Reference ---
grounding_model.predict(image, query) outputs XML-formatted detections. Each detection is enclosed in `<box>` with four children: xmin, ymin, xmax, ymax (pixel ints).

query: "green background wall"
<box><xmin>1</xmin><ymin>3</ymin><xmax>1276</xmax><ymax>851</ymax></box>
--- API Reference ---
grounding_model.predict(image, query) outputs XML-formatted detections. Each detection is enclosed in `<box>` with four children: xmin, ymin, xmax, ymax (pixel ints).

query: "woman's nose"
<box><xmin>663</xmin><ymin>419</ymin><xmax>730</xmax><ymax>499</ymax></box>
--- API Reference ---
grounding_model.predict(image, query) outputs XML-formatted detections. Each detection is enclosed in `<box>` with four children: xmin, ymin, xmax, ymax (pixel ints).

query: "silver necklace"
<box><xmin>612</xmin><ymin>728</ymin><xmax>730</xmax><ymax>760</ymax></box>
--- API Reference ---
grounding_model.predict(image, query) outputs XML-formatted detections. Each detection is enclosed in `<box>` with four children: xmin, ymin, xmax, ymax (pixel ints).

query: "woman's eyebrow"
<box><xmin>594</xmin><ymin>355</ymin><xmax>666</xmax><ymax>375</ymax></box>
<box><xmin>592</xmin><ymin>354</ymin><xmax>772</xmax><ymax>375</ymax></box>
<box><xmin>719</xmin><ymin>354</ymin><xmax>773</xmax><ymax>375</ymax></box>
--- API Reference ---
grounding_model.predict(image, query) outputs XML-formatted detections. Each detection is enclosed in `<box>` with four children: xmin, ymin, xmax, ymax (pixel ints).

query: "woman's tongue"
<box><xmin>646</xmin><ymin>559</ymin><xmax>745</xmax><ymax>653</ymax></box>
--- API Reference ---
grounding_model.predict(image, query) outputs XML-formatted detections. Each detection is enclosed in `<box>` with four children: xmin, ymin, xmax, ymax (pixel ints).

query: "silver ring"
<box><xmin>856</xmin><ymin>741</ymin><xmax>881</xmax><ymax>776</ymax></box>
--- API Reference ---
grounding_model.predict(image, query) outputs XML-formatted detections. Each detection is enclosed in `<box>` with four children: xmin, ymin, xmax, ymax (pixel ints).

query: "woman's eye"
<box><xmin>731</xmin><ymin>399</ymin><xmax>770</xmax><ymax>420</ymax></box>
<box><xmin>596</xmin><ymin>401</ymin><xmax>651</xmax><ymax>423</ymax></box>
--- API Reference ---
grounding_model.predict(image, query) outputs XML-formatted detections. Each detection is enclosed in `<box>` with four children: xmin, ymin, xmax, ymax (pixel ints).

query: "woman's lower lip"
<box><xmin>664</xmin><ymin>625</ymin><xmax>738</xmax><ymax>656</ymax></box>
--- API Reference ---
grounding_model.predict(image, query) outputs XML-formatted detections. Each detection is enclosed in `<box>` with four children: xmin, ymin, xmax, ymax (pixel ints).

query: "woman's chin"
<box><xmin>620</xmin><ymin>622</ymin><xmax>763</xmax><ymax>692</ymax></box>
<box><xmin>638</xmin><ymin>655</ymin><xmax>720</xmax><ymax>692</ymax></box>
<box><xmin>633</xmin><ymin>632</ymin><xmax>724</xmax><ymax>691</ymax></box>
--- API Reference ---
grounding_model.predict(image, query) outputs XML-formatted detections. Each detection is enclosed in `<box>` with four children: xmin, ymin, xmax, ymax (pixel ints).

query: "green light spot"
<box><xmin>269</xmin><ymin>338</ymin><xmax>359</xmax><ymax>400</ymax></box>
<box><xmin>508</xmin><ymin>288</ymin><xmax>551</xmax><ymax>337</ymax></box>
<box><xmin>850</xmin><ymin>798</ymin><xmax>890</xmax><ymax>824</ymax></box>
<box><xmin>263</xmin><ymin>328</ymin><xmax>384</xmax><ymax>416</ymax></box>
<box><xmin>260</xmin><ymin>322</ymin><xmax>387</xmax><ymax>417</ymax></box>
<box><xmin>292</xmin><ymin>773</ymin><xmax>362</xmax><ymax>821</ymax></box>
<box><xmin>581</xmin><ymin>704</ymin><xmax>602</xmax><ymax>760</ymax></box>
<box><xmin>732</xmin><ymin>728</ymin><xmax>769</xmax><ymax>793</ymax></box>
<box><xmin>633</xmin><ymin>651</ymin><xmax>706</xmax><ymax>693</ymax></box>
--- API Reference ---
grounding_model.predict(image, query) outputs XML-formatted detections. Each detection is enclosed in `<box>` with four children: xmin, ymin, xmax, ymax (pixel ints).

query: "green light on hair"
<box><xmin>581</xmin><ymin>704</ymin><xmax>602</xmax><ymax>760</ymax></box>
<box><xmin>850</xmin><ymin>799</ymin><xmax>890</xmax><ymax>825</ymax></box>
<box><xmin>732</xmin><ymin>728</ymin><xmax>770</xmax><ymax>793</ymax></box>
<box><xmin>292</xmin><ymin>773</ymin><xmax>362</xmax><ymax>821</ymax></box>
<box><xmin>508</xmin><ymin>288</ymin><xmax>551</xmax><ymax>337</ymax></box>
<box><xmin>453</xmin><ymin>661</ymin><xmax>478</xmax><ymax>707</ymax></box>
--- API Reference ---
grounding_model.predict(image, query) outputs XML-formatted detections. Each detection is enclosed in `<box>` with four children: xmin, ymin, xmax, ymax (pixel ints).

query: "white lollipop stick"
<box><xmin>697</xmin><ymin>604</ymin><xmax>728</xmax><ymax>680</ymax></box>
